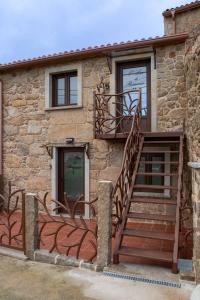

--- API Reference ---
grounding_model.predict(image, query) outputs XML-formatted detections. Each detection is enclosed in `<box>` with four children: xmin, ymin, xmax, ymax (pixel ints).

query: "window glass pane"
<box><xmin>63</xmin><ymin>151</ymin><xmax>84</xmax><ymax>199</ymax></box>
<box><xmin>57</xmin><ymin>78</ymin><xmax>65</xmax><ymax>105</ymax></box>
<box><xmin>122</xmin><ymin>66</ymin><xmax>147</xmax><ymax>116</ymax></box>
<box><xmin>69</xmin><ymin>76</ymin><xmax>77</xmax><ymax>104</ymax></box>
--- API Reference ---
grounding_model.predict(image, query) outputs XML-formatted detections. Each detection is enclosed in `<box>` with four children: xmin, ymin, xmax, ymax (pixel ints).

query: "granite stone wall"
<box><xmin>0</xmin><ymin>57</ymin><xmax>124</xmax><ymax>203</ymax></box>
<box><xmin>156</xmin><ymin>43</ymin><xmax>186</xmax><ymax>131</ymax></box>
<box><xmin>185</xmin><ymin>26</ymin><xmax>200</xmax><ymax>283</ymax></box>
<box><xmin>185</xmin><ymin>29</ymin><xmax>200</xmax><ymax>162</ymax></box>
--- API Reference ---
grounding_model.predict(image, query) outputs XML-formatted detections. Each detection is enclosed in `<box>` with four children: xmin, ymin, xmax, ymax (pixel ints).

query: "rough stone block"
<box><xmin>96</xmin><ymin>180</ymin><xmax>113</xmax><ymax>268</ymax></box>
<box><xmin>25</xmin><ymin>193</ymin><xmax>38</xmax><ymax>260</ymax></box>
<box><xmin>28</xmin><ymin>120</ymin><xmax>41</xmax><ymax>134</ymax></box>
<box><xmin>34</xmin><ymin>249</ymin><xmax>58</xmax><ymax>264</ymax></box>
<box><xmin>56</xmin><ymin>255</ymin><xmax>80</xmax><ymax>267</ymax></box>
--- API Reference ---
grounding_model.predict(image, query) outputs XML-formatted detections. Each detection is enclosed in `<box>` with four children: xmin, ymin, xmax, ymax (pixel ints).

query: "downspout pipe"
<box><xmin>171</xmin><ymin>9</ymin><xmax>176</xmax><ymax>34</ymax></box>
<box><xmin>0</xmin><ymin>80</ymin><xmax>3</xmax><ymax>177</ymax></box>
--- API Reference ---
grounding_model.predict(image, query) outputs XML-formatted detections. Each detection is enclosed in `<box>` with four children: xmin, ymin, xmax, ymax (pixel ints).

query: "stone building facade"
<box><xmin>0</xmin><ymin>3</ymin><xmax>199</xmax><ymax>205</ymax></box>
<box><xmin>0</xmin><ymin>0</ymin><xmax>200</xmax><ymax>279</ymax></box>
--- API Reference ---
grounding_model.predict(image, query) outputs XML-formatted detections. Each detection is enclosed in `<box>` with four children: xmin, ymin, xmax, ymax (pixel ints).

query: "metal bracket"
<box><xmin>41</xmin><ymin>142</ymin><xmax>90</xmax><ymax>159</ymax></box>
<box><xmin>41</xmin><ymin>145</ymin><xmax>53</xmax><ymax>159</ymax></box>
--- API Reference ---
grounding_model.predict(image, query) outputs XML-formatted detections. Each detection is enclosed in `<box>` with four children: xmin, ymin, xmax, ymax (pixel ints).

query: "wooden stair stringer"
<box><xmin>113</xmin><ymin>135</ymin><xmax>144</xmax><ymax>264</ymax></box>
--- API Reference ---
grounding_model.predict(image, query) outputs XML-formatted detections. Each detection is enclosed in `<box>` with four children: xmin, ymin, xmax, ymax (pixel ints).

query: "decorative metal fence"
<box><xmin>36</xmin><ymin>193</ymin><xmax>98</xmax><ymax>262</ymax></box>
<box><xmin>0</xmin><ymin>182</ymin><xmax>25</xmax><ymax>251</ymax></box>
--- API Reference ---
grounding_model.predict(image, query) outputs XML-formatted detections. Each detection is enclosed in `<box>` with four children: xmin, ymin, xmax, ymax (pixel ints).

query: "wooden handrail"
<box><xmin>111</xmin><ymin>90</ymin><xmax>142</xmax><ymax>226</ymax></box>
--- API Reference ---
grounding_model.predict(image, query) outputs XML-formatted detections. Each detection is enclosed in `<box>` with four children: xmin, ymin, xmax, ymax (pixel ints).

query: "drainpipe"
<box><xmin>0</xmin><ymin>80</ymin><xmax>3</xmax><ymax>176</ymax></box>
<box><xmin>171</xmin><ymin>9</ymin><xmax>176</xmax><ymax>34</ymax></box>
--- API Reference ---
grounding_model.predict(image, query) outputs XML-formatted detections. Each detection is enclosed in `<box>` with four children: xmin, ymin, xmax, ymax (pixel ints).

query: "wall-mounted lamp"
<box><xmin>66</xmin><ymin>138</ymin><xmax>75</xmax><ymax>144</ymax></box>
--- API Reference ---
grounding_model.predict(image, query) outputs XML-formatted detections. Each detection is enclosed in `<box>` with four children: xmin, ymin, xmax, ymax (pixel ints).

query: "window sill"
<box><xmin>45</xmin><ymin>105</ymin><xmax>83</xmax><ymax>111</ymax></box>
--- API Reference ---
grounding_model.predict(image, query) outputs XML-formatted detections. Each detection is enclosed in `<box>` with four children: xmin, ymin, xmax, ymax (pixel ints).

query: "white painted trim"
<box><xmin>110</xmin><ymin>52</ymin><xmax>157</xmax><ymax>131</ymax></box>
<box><xmin>51</xmin><ymin>146</ymin><xmax>90</xmax><ymax>218</ymax></box>
<box><xmin>45</xmin><ymin>63</ymin><xmax>83</xmax><ymax>109</ymax></box>
<box><xmin>51</xmin><ymin>147</ymin><xmax>58</xmax><ymax>211</ymax></box>
<box><xmin>84</xmin><ymin>151</ymin><xmax>90</xmax><ymax>219</ymax></box>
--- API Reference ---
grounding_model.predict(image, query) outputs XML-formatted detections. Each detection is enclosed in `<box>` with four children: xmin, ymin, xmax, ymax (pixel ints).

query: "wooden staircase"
<box><xmin>113</xmin><ymin>132</ymin><xmax>184</xmax><ymax>273</ymax></box>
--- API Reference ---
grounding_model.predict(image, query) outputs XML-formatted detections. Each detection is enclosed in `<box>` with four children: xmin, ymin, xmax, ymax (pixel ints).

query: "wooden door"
<box><xmin>117</xmin><ymin>60</ymin><xmax>151</xmax><ymax>132</ymax></box>
<box><xmin>58</xmin><ymin>148</ymin><xmax>85</xmax><ymax>214</ymax></box>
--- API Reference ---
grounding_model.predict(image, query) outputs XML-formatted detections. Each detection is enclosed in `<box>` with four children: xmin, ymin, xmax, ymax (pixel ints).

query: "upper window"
<box><xmin>52</xmin><ymin>72</ymin><xmax>78</xmax><ymax>107</ymax></box>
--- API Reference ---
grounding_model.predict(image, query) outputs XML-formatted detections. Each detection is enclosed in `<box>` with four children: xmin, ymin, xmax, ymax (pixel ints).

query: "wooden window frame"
<box><xmin>116</xmin><ymin>59</ymin><xmax>151</xmax><ymax>132</ymax></box>
<box><xmin>52</xmin><ymin>71</ymin><xmax>77</xmax><ymax>107</ymax></box>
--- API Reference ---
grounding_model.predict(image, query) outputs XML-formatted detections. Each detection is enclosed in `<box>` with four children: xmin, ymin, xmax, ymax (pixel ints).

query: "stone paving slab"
<box><xmin>0</xmin><ymin>254</ymin><xmax>195</xmax><ymax>300</ymax></box>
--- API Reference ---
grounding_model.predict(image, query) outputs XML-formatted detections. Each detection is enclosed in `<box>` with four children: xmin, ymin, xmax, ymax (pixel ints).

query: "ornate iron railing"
<box><xmin>0</xmin><ymin>182</ymin><xmax>25</xmax><ymax>251</ymax></box>
<box><xmin>36</xmin><ymin>193</ymin><xmax>98</xmax><ymax>262</ymax></box>
<box><xmin>94</xmin><ymin>89</ymin><xmax>141</xmax><ymax>137</ymax></box>
<box><xmin>111</xmin><ymin>90</ymin><xmax>142</xmax><ymax>231</ymax></box>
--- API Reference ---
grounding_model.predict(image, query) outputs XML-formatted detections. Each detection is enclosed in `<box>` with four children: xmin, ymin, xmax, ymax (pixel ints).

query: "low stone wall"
<box><xmin>24</xmin><ymin>181</ymin><xmax>113</xmax><ymax>271</ymax></box>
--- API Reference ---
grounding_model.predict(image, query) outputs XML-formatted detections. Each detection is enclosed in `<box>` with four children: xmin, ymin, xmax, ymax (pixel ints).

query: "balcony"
<box><xmin>94</xmin><ymin>89</ymin><xmax>141</xmax><ymax>139</ymax></box>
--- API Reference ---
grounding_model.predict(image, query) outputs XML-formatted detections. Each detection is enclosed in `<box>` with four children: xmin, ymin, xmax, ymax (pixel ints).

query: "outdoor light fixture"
<box><xmin>66</xmin><ymin>138</ymin><xmax>74</xmax><ymax>144</ymax></box>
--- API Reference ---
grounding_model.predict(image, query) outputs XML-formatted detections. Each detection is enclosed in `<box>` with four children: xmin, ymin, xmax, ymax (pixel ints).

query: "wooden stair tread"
<box><xmin>123</xmin><ymin>229</ymin><xmax>174</xmax><ymax>241</ymax></box>
<box><xmin>144</xmin><ymin>140</ymin><xmax>180</xmax><ymax>144</ymax></box>
<box><xmin>139</xmin><ymin>161</ymin><xmax>179</xmax><ymax>164</ymax></box>
<box><xmin>127</xmin><ymin>212</ymin><xmax>176</xmax><ymax>222</ymax></box>
<box><xmin>142</xmin><ymin>150</ymin><xmax>179</xmax><ymax>154</ymax></box>
<box><xmin>131</xmin><ymin>196</ymin><xmax>177</xmax><ymax>205</ymax></box>
<box><xmin>133</xmin><ymin>184</ymin><xmax>178</xmax><ymax>190</ymax></box>
<box><xmin>142</xmin><ymin>131</ymin><xmax>183</xmax><ymax>137</ymax></box>
<box><xmin>136</xmin><ymin>172</ymin><xmax>178</xmax><ymax>176</ymax></box>
<box><xmin>118</xmin><ymin>247</ymin><xmax>173</xmax><ymax>262</ymax></box>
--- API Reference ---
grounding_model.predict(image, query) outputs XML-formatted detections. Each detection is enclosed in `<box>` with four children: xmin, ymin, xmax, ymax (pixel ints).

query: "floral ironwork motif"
<box><xmin>94</xmin><ymin>88</ymin><xmax>141</xmax><ymax>137</ymax></box>
<box><xmin>0</xmin><ymin>182</ymin><xmax>25</xmax><ymax>250</ymax></box>
<box><xmin>110</xmin><ymin>90</ymin><xmax>142</xmax><ymax>233</ymax></box>
<box><xmin>37</xmin><ymin>193</ymin><xmax>98</xmax><ymax>262</ymax></box>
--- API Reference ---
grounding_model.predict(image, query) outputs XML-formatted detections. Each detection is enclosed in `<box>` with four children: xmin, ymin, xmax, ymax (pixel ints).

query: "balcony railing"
<box><xmin>94</xmin><ymin>89</ymin><xmax>141</xmax><ymax>139</ymax></box>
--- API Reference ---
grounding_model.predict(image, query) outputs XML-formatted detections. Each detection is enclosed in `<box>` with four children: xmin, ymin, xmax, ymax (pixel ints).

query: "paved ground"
<box><xmin>0</xmin><ymin>255</ymin><xmax>195</xmax><ymax>300</ymax></box>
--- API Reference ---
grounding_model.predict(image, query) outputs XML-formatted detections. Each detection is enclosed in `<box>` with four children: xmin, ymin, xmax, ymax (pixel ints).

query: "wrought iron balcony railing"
<box><xmin>94</xmin><ymin>89</ymin><xmax>142</xmax><ymax>138</ymax></box>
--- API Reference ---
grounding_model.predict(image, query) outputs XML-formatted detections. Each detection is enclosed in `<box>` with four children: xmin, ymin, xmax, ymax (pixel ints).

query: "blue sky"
<box><xmin>0</xmin><ymin>0</ymin><xmax>190</xmax><ymax>63</ymax></box>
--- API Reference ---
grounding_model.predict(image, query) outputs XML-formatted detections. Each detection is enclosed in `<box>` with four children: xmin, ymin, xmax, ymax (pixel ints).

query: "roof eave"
<box><xmin>163</xmin><ymin>2</ymin><xmax>200</xmax><ymax>17</ymax></box>
<box><xmin>0</xmin><ymin>33</ymin><xmax>189</xmax><ymax>72</ymax></box>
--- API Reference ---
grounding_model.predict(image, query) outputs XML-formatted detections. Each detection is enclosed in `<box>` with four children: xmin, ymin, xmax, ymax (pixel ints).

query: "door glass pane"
<box><xmin>122</xmin><ymin>66</ymin><xmax>147</xmax><ymax>116</ymax></box>
<box><xmin>69</xmin><ymin>76</ymin><xmax>77</xmax><ymax>105</ymax></box>
<box><xmin>57</xmin><ymin>78</ymin><xmax>65</xmax><ymax>105</ymax></box>
<box><xmin>63</xmin><ymin>151</ymin><xmax>84</xmax><ymax>200</ymax></box>
<box><xmin>151</xmin><ymin>155</ymin><xmax>164</xmax><ymax>186</ymax></box>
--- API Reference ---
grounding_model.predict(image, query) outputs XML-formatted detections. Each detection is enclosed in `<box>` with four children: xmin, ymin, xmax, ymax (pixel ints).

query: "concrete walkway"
<box><xmin>0</xmin><ymin>255</ymin><xmax>194</xmax><ymax>300</ymax></box>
